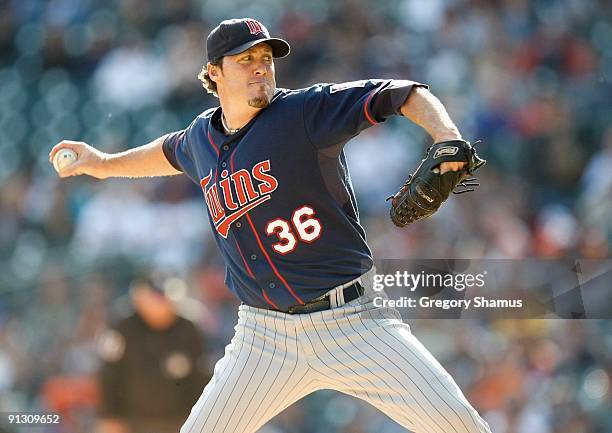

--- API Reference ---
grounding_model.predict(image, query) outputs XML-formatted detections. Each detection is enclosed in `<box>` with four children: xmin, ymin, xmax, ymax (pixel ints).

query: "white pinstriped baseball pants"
<box><xmin>180</xmin><ymin>286</ymin><xmax>492</xmax><ymax>433</ymax></box>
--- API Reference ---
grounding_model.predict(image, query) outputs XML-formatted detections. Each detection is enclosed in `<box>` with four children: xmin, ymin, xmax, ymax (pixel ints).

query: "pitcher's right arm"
<box><xmin>49</xmin><ymin>135</ymin><xmax>182</xmax><ymax>179</ymax></box>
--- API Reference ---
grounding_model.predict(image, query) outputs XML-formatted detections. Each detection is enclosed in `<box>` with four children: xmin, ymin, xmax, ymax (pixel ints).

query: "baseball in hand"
<box><xmin>53</xmin><ymin>148</ymin><xmax>78</xmax><ymax>173</ymax></box>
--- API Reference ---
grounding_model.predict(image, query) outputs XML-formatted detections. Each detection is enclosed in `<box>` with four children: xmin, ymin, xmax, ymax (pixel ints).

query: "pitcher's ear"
<box><xmin>207</xmin><ymin>62</ymin><xmax>223</xmax><ymax>82</ymax></box>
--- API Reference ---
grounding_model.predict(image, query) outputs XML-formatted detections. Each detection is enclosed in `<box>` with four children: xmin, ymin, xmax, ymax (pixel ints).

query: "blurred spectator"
<box><xmin>96</xmin><ymin>273</ymin><xmax>211</xmax><ymax>433</ymax></box>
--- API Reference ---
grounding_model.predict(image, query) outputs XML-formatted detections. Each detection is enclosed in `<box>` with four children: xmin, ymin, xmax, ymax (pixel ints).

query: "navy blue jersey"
<box><xmin>163</xmin><ymin>79</ymin><xmax>425</xmax><ymax>309</ymax></box>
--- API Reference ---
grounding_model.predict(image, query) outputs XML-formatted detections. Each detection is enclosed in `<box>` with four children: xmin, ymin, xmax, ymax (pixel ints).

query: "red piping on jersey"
<box><xmin>234</xmin><ymin>238</ymin><xmax>255</xmax><ymax>279</ymax></box>
<box><xmin>363</xmin><ymin>91</ymin><xmax>377</xmax><ymax>126</ymax></box>
<box><xmin>244</xmin><ymin>213</ymin><xmax>304</xmax><ymax>305</ymax></box>
<box><xmin>234</xmin><ymin>238</ymin><xmax>279</xmax><ymax>309</ymax></box>
<box><xmin>207</xmin><ymin>129</ymin><xmax>220</xmax><ymax>156</ymax></box>
<box><xmin>230</xmin><ymin>152</ymin><xmax>305</xmax><ymax>305</ymax></box>
<box><xmin>261</xmin><ymin>289</ymin><xmax>280</xmax><ymax>310</ymax></box>
<box><xmin>209</xmin><ymin>126</ymin><xmax>281</xmax><ymax>309</ymax></box>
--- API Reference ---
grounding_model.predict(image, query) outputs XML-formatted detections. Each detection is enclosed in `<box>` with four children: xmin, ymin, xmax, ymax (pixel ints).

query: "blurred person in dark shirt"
<box><xmin>96</xmin><ymin>274</ymin><xmax>211</xmax><ymax>433</ymax></box>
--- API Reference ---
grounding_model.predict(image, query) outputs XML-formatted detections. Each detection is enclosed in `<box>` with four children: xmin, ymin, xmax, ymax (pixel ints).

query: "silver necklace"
<box><xmin>221</xmin><ymin>115</ymin><xmax>240</xmax><ymax>135</ymax></box>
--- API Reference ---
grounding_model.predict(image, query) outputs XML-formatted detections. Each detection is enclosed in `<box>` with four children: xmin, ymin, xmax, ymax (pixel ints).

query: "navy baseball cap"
<box><xmin>206</xmin><ymin>18</ymin><xmax>291</xmax><ymax>63</ymax></box>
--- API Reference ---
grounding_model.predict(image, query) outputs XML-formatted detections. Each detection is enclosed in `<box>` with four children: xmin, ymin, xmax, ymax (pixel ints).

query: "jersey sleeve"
<box><xmin>303</xmin><ymin>79</ymin><xmax>427</xmax><ymax>149</ymax></box>
<box><xmin>162</xmin><ymin>130</ymin><xmax>186</xmax><ymax>172</ymax></box>
<box><xmin>162</xmin><ymin>126</ymin><xmax>199</xmax><ymax>183</ymax></box>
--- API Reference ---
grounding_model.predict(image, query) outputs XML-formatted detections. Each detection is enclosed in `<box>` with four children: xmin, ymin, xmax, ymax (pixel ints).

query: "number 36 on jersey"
<box><xmin>199</xmin><ymin>160</ymin><xmax>323</xmax><ymax>254</ymax></box>
<box><xmin>266</xmin><ymin>205</ymin><xmax>322</xmax><ymax>254</ymax></box>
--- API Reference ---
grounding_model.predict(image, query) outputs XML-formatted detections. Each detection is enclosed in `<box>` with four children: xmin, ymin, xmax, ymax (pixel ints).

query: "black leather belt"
<box><xmin>284</xmin><ymin>281</ymin><xmax>364</xmax><ymax>314</ymax></box>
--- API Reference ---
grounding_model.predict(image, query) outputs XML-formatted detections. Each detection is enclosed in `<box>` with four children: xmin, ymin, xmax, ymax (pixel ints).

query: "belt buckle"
<box><xmin>284</xmin><ymin>279</ymin><xmax>363</xmax><ymax>314</ymax></box>
<box><xmin>287</xmin><ymin>297</ymin><xmax>330</xmax><ymax>315</ymax></box>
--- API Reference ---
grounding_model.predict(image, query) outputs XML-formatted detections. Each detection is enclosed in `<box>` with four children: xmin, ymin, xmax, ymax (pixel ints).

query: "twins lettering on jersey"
<box><xmin>200</xmin><ymin>160</ymin><xmax>278</xmax><ymax>238</ymax></box>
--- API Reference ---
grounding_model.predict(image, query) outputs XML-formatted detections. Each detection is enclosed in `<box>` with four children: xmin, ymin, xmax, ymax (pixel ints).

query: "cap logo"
<box><xmin>245</xmin><ymin>19</ymin><xmax>264</xmax><ymax>35</ymax></box>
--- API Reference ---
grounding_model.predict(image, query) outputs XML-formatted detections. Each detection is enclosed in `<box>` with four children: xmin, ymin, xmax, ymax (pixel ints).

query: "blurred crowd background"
<box><xmin>1</xmin><ymin>0</ymin><xmax>611</xmax><ymax>432</ymax></box>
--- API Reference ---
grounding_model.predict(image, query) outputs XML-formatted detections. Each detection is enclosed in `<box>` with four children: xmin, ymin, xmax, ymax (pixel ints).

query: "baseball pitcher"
<box><xmin>51</xmin><ymin>18</ymin><xmax>489</xmax><ymax>433</ymax></box>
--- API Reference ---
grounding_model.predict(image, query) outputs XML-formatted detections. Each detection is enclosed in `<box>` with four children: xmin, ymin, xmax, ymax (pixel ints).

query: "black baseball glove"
<box><xmin>388</xmin><ymin>139</ymin><xmax>486</xmax><ymax>226</ymax></box>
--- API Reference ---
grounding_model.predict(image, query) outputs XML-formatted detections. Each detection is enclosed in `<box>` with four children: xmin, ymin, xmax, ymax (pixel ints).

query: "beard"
<box><xmin>248</xmin><ymin>95</ymin><xmax>271</xmax><ymax>109</ymax></box>
<box><xmin>247</xmin><ymin>84</ymin><xmax>274</xmax><ymax>109</ymax></box>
